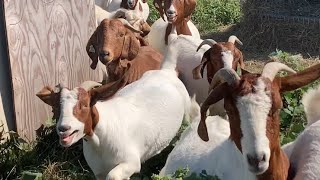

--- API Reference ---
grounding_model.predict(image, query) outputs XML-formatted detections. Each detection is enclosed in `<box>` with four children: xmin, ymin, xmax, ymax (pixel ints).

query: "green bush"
<box><xmin>151</xmin><ymin>167</ymin><xmax>220</xmax><ymax>180</ymax></box>
<box><xmin>268</xmin><ymin>49</ymin><xmax>320</xmax><ymax>145</ymax></box>
<box><xmin>147</xmin><ymin>0</ymin><xmax>241</xmax><ymax>34</ymax></box>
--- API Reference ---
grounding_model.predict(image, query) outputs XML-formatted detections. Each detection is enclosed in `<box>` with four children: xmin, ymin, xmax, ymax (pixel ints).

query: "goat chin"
<box><xmin>160</xmin><ymin>115</ymin><xmax>256</xmax><ymax>180</ymax></box>
<box><xmin>148</xmin><ymin>18</ymin><xmax>200</xmax><ymax>55</ymax></box>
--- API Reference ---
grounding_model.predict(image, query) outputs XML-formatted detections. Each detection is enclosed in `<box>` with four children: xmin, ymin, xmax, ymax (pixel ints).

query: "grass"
<box><xmin>1</xmin><ymin>0</ymin><xmax>319</xmax><ymax>179</ymax></box>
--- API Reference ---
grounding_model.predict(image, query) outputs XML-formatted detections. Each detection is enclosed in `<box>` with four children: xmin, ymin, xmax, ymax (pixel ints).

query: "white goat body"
<box><xmin>282</xmin><ymin>85</ymin><xmax>320</xmax><ymax>180</ymax></box>
<box><xmin>95</xmin><ymin>0</ymin><xmax>149</xmax><ymax>22</ymax></box>
<box><xmin>148</xmin><ymin>18</ymin><xmax>200</xmax><ymax>55</ymax></box>
<box><xmin>80</xmin><ymin>47</ymin><xmax>190</xmax><ymax>179</ymax></box>
<box><xmin>160</xmin><ymin>104</ymin><xmax>255</xmax><ymax>180</ymax></box>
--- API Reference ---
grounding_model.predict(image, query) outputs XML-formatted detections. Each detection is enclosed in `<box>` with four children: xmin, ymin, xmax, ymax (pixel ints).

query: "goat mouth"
<box><xmin>167</xmin><ymin>15</ymin><xmax>177</xmax><ymax>22</ymax></box>
<box><xmin>60</xmin><ymin>130</ymin><xmax>79</xmax><ymax>146</ymax></box>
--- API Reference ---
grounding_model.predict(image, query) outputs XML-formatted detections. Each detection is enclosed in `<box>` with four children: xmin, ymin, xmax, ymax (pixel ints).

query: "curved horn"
<box><xmin>117</xmin><ymin>18</ymin><xmax>143</xmax><ymax>34</ymax></box>
<box><xmin>197</xmin><ymin>39</ymin><xmax>217</xmax><ymax>52</ymax></box>
<box><xmin>228</xmin><ymin>35</ymin><xmax>243</xmax><ymax>46</ymax></box>
<box><xmin>209</xmin><ymin>68</ymin><xmax>240</xmax><ymax>92</ymax></box>
<box><xmin>261</xmin><ymin>62</ymin><xmax>296</xmax><ymax>81</ymax></box>
<box><xmin>79</xmin><ymin>81</ymin><xmax>102</xmax><ymax>91</ymax></box>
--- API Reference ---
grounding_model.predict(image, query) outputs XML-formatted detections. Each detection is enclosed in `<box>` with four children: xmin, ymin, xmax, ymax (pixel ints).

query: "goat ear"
<box><xmin>153</xmin><ymin>0</ymin><xmax>165</xmax><ymax>21</ymax></box>
<box><xmin>198</xmin><ymin>83</ymin><xmax>228</xmax><ymax>141</ymax></box>
<box><xmin>237</xmin><ymin>50</ymin><xmax>245</xmax><ymax>70</ymax></box>
<box><xmin>120</xmin><ymin>0</ymin><xmax>129</xmax><ymax>9</ymax></box>
<box><xmin>36</xmin><ymin>86</ymin><xmax>60</xmax><ymax>107</ymax></box>
<box><xmin>121</xmin><ymin>32</ymin><xmax>140</xmax><ymax>60</ymax></box>
<box><xmin>86</xmin><ymin>26</ymin><xmax>100</xmax><ymax>70</ymax></box>
<box><xmin>184</xmin><ymin>0</ymin><xmax>196</xmax><ymax>19</ymax></box>
<box><xmin>279</xmin><ymin>63</ymin><xmax>320</xmax><ymax>92</ymax></box>
<box><xmin>141</xmin><ymin>21</ymin><xmax>151</xmax><ymax>37</ymax></box>
<box><xmin>192</xmin><ymin>50</ymin><xmax>210</xmax><ymax>80</ymax></box>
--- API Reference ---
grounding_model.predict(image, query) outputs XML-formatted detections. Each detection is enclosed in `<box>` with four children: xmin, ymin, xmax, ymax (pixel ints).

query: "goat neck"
<box><xmin>165</xmin><ymin>19</ymin><xmax>191</xmax><ymax>45</ymax></box>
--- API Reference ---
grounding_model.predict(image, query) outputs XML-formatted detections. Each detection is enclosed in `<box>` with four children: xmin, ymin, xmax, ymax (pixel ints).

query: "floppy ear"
<box><xmin>141</xmin><ymin>21</ymin><xmax>151</xmax><ymax>37</ymax></box>
<box><xmin>198</xmin><ymin>82</ymin><xmax>228</xmax><ymax>141</ymax></box>
<box><xmin>184</xmin><ymin>0</ymin><xmax>196</xmax><ymax>19</ymax></box>
<box><xmin>279</xmin><ymin>63</ymin><xmax>320</xmax><ymax>92</ymax></box>
<box><xmin>36</xmin><ymin>86</ymin><xmax>60</xmax><ymax>107</ymax></box>
<box><xmin>86</xmin><ymin>25</ymin><xmax>101</xmax><ymax>70</ymax></box>
<box><xmin>121</xmin><ymin>31</ymin><xmax>140</xmax><ymax>60</ymax></box>
<box><xmin>237</xmin><ymin>49</ymin><xmax>245</xmax><ymax>70</ymax></box>
<box><xmin>192</xmin><ymin>49</ymin><xmax>210</xmax><ymax>80</ymax></box>
<box><xmin>153</xmin><ymin>0</ymin><xmax>165</xmax><ymax>21</ymax></box>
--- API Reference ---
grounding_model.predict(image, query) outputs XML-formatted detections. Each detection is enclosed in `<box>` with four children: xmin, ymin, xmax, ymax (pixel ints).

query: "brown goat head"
<box><xmin>192</xmin><ymin>36</ymin><xmax>244</xmax><ymax>84</ymax></box>
<box><xmin>198</xmin><ymin>62</ymin><xmax>320</xmax><ymax>179</ymax></box>
<box><xmin>163</xmin><ymin>0</ymin><xmax>196</xmax><ymax>23</ymax></box>
<box><xmin>86</xmin><ymin>19</ymin><xmax>142</xmax><ymax>70</ymax></box>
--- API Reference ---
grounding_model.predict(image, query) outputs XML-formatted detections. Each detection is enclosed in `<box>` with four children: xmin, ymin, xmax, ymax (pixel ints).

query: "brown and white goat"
<box><xmin>198</xmin><ymin>62</ymin><xmax>320</xmax><ymax>179</ymax></box>
<box><xmin>86</xmin><ymin>19</ymin><xmax>162</xmax><ymax>101</ymax></box>
<box><xmin>193</xmin><ymin>36</ymin><xmax>244</xmax><ymax>84</ymax></box>
<box><xmin>149</xmin><ymin>0</ymin><xmax>200</xmax><ymax>54</ymax></box>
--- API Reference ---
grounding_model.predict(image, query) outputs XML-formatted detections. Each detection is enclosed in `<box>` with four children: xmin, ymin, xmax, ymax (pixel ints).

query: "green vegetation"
<box><xmin>268</xmin><ymin>49</ymin><xmax>320</xmax><ymax>145</ymax></box>
<box><xmin>147</xmin><ymin>0</ymin><xmax>241</xmax><ymax>34</ymax></box>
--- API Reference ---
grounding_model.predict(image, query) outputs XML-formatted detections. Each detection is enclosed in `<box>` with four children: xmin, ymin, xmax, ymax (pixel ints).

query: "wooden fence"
<box><xmin>1</xmin><ymin>0</ymin><xmax>105</xmax><ymax>140</ymax></box>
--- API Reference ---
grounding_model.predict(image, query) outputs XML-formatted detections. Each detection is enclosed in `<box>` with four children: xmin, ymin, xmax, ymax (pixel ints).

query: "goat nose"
<box><xmin>99</xmin><ymin>51</ymin><xmax>109</xmax><ymax>58</ymax></box>
<box><xmin>167</xmin><ymin>9</ymin><xmax>175</xmax><ymax>15</ymax></box>
<box><xmin>58</xmin><ymin>125</ymin><xmax>71</xmax><ymax>132</ymax></box>
<box><xmin>246</xmin><ymin>153</ymin><xmax>266</xmax><ymax>167</ymax></box>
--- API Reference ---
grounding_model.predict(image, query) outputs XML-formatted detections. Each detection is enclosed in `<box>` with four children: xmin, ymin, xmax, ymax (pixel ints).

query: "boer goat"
<box><xmin>165</xmin><ymin>34</ymin><xmax>243</xmax><ymax>116</ymax></box>
<box><xmin>149</xmin><ymin>0</ymin><xmax>200</xmax><ymax>54</ymax></box>
<box><xmin>198</xmin><ymin>62</ymin><xmax>320</xmax><ymax>179</ymax></box>
<box><xmin>37</xmin><ymin>44</ymin><xmax>194</xmax><ymax>179</ymax></box>
<box><xmin>282</xmin><ymin>83</ymin><xmax>320</xmax><ymax>180</ymax></box>
<box><xmin>120</xmin><ymin>0</ymin><xmax>149</xmax><ymax>21</ymax></box>
<box><xmin>86</xmin><ymin>19</ymin><xmax>162</xmax><ymax>101</ymax></box>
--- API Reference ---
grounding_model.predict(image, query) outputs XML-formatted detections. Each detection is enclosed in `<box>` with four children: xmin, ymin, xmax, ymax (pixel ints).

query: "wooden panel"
<box><xmin>3</xmin><ymin>0</ymin><xmax>105</xmax><ymax>140</ymax></box>
<box><xmin>0</xmin><ymin>0</ymin><xmax>14</xmax><ymax>137</ymax></box>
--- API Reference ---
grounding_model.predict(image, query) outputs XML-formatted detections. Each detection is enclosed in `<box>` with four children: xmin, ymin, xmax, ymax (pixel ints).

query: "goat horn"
<box><xmin>79</xmin><ymin>81</ymin><xmax>102</xmax><ymax>91</ymax></box>
<box><xmin>228</xmin><ymin>35</ymin><xmax>243</xmax><ymax>46</ymax></box>
<box><xmin>261</xmin><ymin>62</ymin><xmax>296</xmax><ymax>81</ymax></box>
<box><xmin>117</xmin><ymin>18</ymin><xmax>143</xmax><ymax>34</ymax></box>
<box><xmin>197</xmin><ymin>39</ymin><xmax>217</xmax><ymax>52</ymax></box>
<box><xmin>209</xmin><ymin>68</ymin><xmax>240</xmax><ymax>92</ymax></box>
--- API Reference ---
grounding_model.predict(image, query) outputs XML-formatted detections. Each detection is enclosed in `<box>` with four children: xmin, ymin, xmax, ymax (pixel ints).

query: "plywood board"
<box><xmin>3</xmin><ymin>0</ymin><xmax>104</xmax><ymax>140</ymax></box>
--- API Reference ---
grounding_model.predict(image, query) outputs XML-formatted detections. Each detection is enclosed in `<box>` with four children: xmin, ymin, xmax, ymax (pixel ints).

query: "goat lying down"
<box><xmin>282</xmin><ymin>84</ymin><xmax>320</xmax><ymax>180</ymax></box>
<box><xmin>37</xmin><ymin>46</ymin><xmax>193</xmax><ymax>179</ymax></box>
<box><xmin>86</xmin><ymin>18</ymin><xmax>162</xmax><ymax>101</ymax></box>
<box><xmin>162</xmin><ymin>62</ymin><xmax>320</xmax><ymax>180</ymax></box>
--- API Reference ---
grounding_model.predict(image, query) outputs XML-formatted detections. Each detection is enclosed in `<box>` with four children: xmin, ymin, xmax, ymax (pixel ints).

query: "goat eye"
<box><xmin>119</xmin><ymin>33</ymin><xmax>124</xmax><ymax>37</ymax></box>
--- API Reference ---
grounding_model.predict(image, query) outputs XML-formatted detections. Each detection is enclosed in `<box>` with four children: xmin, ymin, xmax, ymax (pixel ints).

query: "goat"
<box><xmin>86</xmin><ymin>19</ymin><xmax>162</xmax><ymax>101</ymax></box>
<box><xmin>282</xmin><ymin>84</ymin><xmax>320</xmax><ymax>180</ymax></box>
<box><xmin>160</xmin><ymin>102</ymin><xmax>255</xmax><ymax>179</ymax></box>
<box><xmin>120</xmin><ymin>0</ymin><xmax>149</xmax><ymax>21</ymax></box>
<box><xmin>37</xmin><ymin>39</ymin><xmax>193</xmax><ymax>179</ymax></box>
<box><xmin>149</xmin><ymin>0</ymin><xmax>200</xmax><ymax>55</ymax></box>
<box><xmin>197</xmin><ymin>62</ymin><xmax>320</xmax><ymax>179</ymax></box>
<box><xmin>95</xmin><ymin>0</ymin><xmax>149</xmax><ymax>21</ymax></box>
<box><xmin>164</xmin><ymin>34</ymin><xmax>243</xmax><ymax>117</ymax></box>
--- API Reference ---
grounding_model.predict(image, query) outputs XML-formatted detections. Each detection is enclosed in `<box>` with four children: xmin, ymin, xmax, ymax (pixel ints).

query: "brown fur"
<box><xmin>162</xmin><ymin>0</ymin><xmax>196</xmax><ymax>44</ymax></box>
<box><xmin>198</xmin><ymin>63</ymin><xmax>320</xmax><ymax>178</ymax></box>
<box><xmin>86</xmin><ymin>19</ymin><xmax>141</xmax><ymax>69</ymax></box>
<box><xmin>73</xmin><ymin>88</ymin><xmax>99</xmax><ymax>136</ymax></box>
<box><xmin>90</xmin><ymin>46</ymin><xmax>163</xmax><ymax>103</ymax></box>
<box><xmin>193</xmin><ymin>42</ymin><xmax>244</xmax><ymax>83</ymax></box>
<box><xmin>36</xmin><ymin>86</ymin><xmax>61</xmax><ymax>120</ymax></box>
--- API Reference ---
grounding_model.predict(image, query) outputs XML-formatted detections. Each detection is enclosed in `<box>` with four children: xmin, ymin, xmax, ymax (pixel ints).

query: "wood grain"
<box><xmin>3</xmin><ymin>0</ymin><xmax>104</xmax><ymax>140</ymax></box>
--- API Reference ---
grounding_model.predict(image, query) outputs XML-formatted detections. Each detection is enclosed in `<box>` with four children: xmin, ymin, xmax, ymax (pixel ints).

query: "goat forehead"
<box><xmin>60</xmin><ymin>88</ymin><xmax>78</xmax><ymax>103</ymax></box>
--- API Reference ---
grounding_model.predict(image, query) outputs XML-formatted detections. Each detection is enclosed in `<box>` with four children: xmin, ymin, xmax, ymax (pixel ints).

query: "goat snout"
<box><xmin>58</xmin><ymin>125</ymin><xmax>71</xmax><ymax>132</ymax></box>
<box><xmin>166</xmin><ymin>9</ymin><xmax>176</xmax><ymax>16</ymax></box>
<box><xmin>246</xmin><ymin>153</ymin><xmax>268</xmax><ymax>174</ymax></box>
<box><xmin>127</xmin><ymin>0</ymin><xmax>135</xmax><ymax>8</ymax></box>
<box><xmin>99</xmin><ymin>50</ymin><xmax>111</xmax><ymax>63</ymax></box>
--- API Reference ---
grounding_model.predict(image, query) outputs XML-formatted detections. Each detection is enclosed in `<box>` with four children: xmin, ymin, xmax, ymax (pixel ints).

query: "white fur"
<box><xmin>95</xmin><ymin>0</ymin><xmax>149</xmax><ymax>23</ymax></box>
<box><xmin>236</xmin><ymin>78</ymin><xmax>271</xmax><ymax>174</ymax></box>
<box><xmin>148</xmin><ymin>18</ymin><xmax>200</xmax><ymax>55</ymax></box>
<box><xmin>221</xmin><ymin>50</ymin><xmax>233</xmax><ymax>69</ymax></box>
<box><xmin>282</xmin><ymin>85</ymin><xmax>320</xmax><ymax>179</ymax></box>
<box><xmin>160</xmin><ymin>102</ymin><xmax>256</xmax><ymax>180</ymax></box>
<box><xmin>58</xmin><ymin>47</ymin><xmax>192</xmax><ymax>180</ymax></box>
